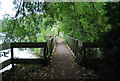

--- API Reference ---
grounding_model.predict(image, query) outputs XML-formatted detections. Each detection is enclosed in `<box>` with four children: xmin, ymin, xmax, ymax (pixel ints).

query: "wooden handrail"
<box><xmin>11</xmin><ymin>42</ymin><xmax>47</xmax><ymax>48</ymax></box>
<box><xmin>49</xmin><ymin>35</ymin><xmax>56</xmax><ymax>41</ymax></box>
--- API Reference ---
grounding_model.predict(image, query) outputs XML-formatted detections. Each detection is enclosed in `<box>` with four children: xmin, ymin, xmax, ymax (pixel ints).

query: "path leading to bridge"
<box><xmin>50</xmin><ymin>37</ymin><xmax>96</xmax><ymax>79</ymax></box>
<box><xmin>2</xmin><ymin>37</ymin><xmax>97</xmax><ymax>80</ymax></box>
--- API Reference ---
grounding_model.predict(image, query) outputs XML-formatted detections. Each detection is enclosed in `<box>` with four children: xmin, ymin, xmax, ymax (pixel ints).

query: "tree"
<box><xmin>2</xmin><ymin>2</ymin><xmax>44</xmax><ymax>42</ymax></box>
<box><xmin>2</xmin><ymin>1</ymin><xmax>59</xmax><ymax>42</ymax></box>
<box><xmin>42</xmin><ymin>2</ymin><xmax>110</xmax><ymax>42</ymax></box>
<box><xmin>100</xmin><ymin>2</ymin><xmax>120</xmax><ymax>64</ymax></box>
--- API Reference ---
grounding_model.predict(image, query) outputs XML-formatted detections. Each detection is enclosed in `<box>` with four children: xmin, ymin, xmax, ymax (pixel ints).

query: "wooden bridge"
<box><xmin>0</xmin><ymin>36</ymin><xmax>118</xmax><ymax>80</ymax></box>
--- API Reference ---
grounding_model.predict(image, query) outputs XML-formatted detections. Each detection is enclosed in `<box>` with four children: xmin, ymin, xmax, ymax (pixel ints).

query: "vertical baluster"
<box><xmin>75</xmin><ymin>39</ymin><xmax>78</xmax><ymax>56</ymax></box>
<box><xmin>44</xmin><ymin>47</ymin><xmax>47</xmax><ymax>61</ymax></box>
<box><xmin>11</xmin><ymin>43</ymin><xmax>14</xmax><ymax>72</ymax></box>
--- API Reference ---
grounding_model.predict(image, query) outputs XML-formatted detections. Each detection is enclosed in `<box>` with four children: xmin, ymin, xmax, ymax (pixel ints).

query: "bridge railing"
<box><xmin>0</xmin><ymin>35</ymin><xmax>56</xmax><ymax>72</ymax></box>
<box><xmin>47</xmin><ymin>35</ymin><xmax>56</xmax><ymax>60</ymax></box>
<box><xmin>66</xmin><ymin>36</ymin><xmax>79</xmax><ymax>56</ymax></box>
<box><xmin>65</xmin><ymin>36</ymin><xmax>103</xmax><ymax>64</ymax></box>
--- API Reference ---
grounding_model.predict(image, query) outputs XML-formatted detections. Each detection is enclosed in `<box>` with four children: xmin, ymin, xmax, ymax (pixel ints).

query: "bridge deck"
<box><xmin>50</xmin><ymin>37</ymin><xmax>96</xmax><ymax>79</ymax></box>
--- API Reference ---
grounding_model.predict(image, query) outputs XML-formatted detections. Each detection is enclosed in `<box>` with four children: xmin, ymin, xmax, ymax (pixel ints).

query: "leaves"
<box><xmin>42</xmin><ymin>2</ymin><xmax>111</xmax><ymax>42</ymax></box>
<box><xmin>1</xmin><ymin>2</ymin><xmax>113</xmax><ymax>43</ymax></box>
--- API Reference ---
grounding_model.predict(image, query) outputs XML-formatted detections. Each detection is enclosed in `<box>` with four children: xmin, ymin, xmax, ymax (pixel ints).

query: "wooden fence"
<box><xmin>66</xmin><ymin>36</ymin><xmax>79</xmax><ymax>56</ymax></box>
<box><xmin>47</xmin><ymin>35</ymin><xmax>56</xmax><ymax>60</ymax></box>
<box><xmin>66</xmin><ymin>36</ymin><xmax>103</xmax><ymax>63</ymax></box>
<box><xmin>0</xmin><ymin>35</ymin><xmax>56</xmax><ymax>72</ymax></box>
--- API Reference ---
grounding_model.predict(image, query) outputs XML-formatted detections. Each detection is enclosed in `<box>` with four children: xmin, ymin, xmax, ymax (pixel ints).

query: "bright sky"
<box><xmin>0</xmin><ymin>0</ymin><xmax>16</xmax><ymax>20</ymax></box>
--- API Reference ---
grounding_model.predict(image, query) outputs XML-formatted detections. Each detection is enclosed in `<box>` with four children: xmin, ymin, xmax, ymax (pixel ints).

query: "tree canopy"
<box><xmin>1</xmin><ymin>2</ymin><xmax>119</xmax><ymax>44</ymax></box>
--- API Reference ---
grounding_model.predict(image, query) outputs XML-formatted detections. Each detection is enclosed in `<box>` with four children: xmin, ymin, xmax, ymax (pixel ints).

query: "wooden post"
<box><xmin>11</xmin><ymin>43</ymin><xmax>14</xmax><ymax>72</ymax></box>
<box><xmin>72</xmin><ymin>38</ymin><xmax>74</xmax><ymax>53</ymax></box>
<box><xmin>46</xmin><ymin>47</ymin><xmax>48</xmax><ymax>58</ymax></box>
<box><xmin>73</xmin><ymin>38</ymin><xmax>76</xmax><ymax>53</ymax></box>
<box><xmin>66</xmin><ymin>36</ymin><xmax>67</xmax><ymax>44</ymax></box>
<box><xmin>75</xmin><ymin>40</ymin><xmax>78</xmax><ymax>56</ymax></box>
<box><xmin>70</xmin><ymin>37</ymin><xmax>71</xmax><ymax>48</ymax></box>
<box><xmin>51</xmin><ymin>39</ymin><xmax>53</xmax><ymax>52</ymax></box>
<box><xmin>44</xmin><ymin>47</ymin><xmax>48</xmax><ymax>65</ymax></box>
<box><xmin>44</xmin><ymin>47</ymin><xmax>47</xmax><ymax>60</ymax></box>
<box><xmin>68</xmin><ymin>37</ymin><xmax>70</xmax><ymax>47</ymax></box>
<box><xmin>83</xmin><ymin>42</ymin><xmax>86</xmax><ymax>65</ymax></box>
<box><xmin>68</xmin><ymin>36</ymin><xmax>69</xmax><ymax>46</ymax></box>
<box><xmin>50</xmin><ymin>39</ymin><xmax>52</xmax><ymax>56</ymax></box>
<box><xmin>83</xmin><ymin>42</ymin><xmax>86</xmax><ymax>58</ymax></box>
<box><xmin>71</xmin><ymin>37</ymin><xmax>74</xmax><ymax>53</ymax></box>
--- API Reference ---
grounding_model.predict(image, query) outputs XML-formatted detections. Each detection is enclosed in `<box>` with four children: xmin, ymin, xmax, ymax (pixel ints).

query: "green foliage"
<box><xmin>2</xmin><ymin>2</ymin><xmax>111</xmax><ymax>43</ymax></box>
<box><xmin>105</xmin><ymin>2</ymin><xmax>120</xmax><ymax>27</ymax></box>
<box><xmin>100</xmin><ymin>2</ymin><xmax>120</xmax><ymax>64</ymax></box>
<box><xmin>2</xmin><ymin>16</ymin><xmax>42</xmax><ymax>42</ymax></box>
<box><xmin>43</xmin><ymin>2</ymin><xmax>111</xmax><ymax>42</ymax></box>
<box><xmin>2</xmin><ymin>2</ymin><xmax>58</xmax><ymax>43</ymax></box>
<box><xmin>0</xmin><ymin>20</ymin><xmax>2</xmax><ymax>32</ymax></box>
<box><xmin>31</xmin><ymin>48</ymin><xmax>44</xmax><ymax>58</ymax></box>
<box><xmin>85</xmin><ymin>48</ymin><xmax>101</xmax><ymax>58</ymax></box>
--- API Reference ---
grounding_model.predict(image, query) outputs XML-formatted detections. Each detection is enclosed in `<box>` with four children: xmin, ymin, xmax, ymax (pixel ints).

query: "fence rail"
<box><xmin>11</xmin><ymin>42</ymin><xmax>47</xmax><ymax>48</ymax></box>
<box><xmin>13</xmin><ymin>59</ymin><xmax>45</xmax><ymax>64</ymax></box>
<box><xmin>0</xmin><ymin>59</ymin><xmax>11</xmax><ymax>70</ymax></box>
<box><xmin>66</xmin><ymin>36</ymin><xmax>102</xmax><ymax>63</ymax></box>
<box><xmin>0</xmin><ymin>35</ymin><xmax>56</xmax><ymax>72</ymax></box>
<box><xmin>66</xmin><ymin>36</ymin><xmax>78</xmax><ymax>56</ymax></box>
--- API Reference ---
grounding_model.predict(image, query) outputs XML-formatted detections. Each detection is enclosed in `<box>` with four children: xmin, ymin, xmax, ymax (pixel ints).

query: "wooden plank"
<box><xmin>13</xmin><ymin>59</ymin><xmax>46</xmax><ymax>64</ymax></box>
<box><xmin>11</xmin><ymin>42</ymin><xmax>47</xmax><ymax>48</ymax></box>
<box><xmin>0</xmin><ymin>43</ymin><xmax>10</xmax><ymax>51</ymax></box>
<box><xmin>0</xmin><ymin>59</ymin><xmax>11</xmax><ymax>70</ymax></box>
